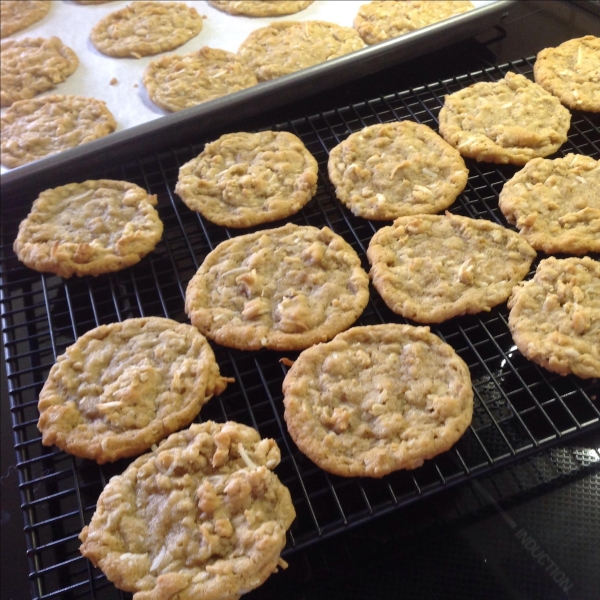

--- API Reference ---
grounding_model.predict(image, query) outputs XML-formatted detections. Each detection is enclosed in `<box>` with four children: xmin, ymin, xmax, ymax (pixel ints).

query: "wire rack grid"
<box><xmin>1</xmin><ymin>56</ymin><xmax>599</xmax><ymax>600</ymax></box>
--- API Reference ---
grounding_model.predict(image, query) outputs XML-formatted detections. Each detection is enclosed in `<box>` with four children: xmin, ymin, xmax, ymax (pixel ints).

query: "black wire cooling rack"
<box><xmin>1</xmin><ymin>56</ymin><xmax>599</xmax><ymax>600</ymax></box>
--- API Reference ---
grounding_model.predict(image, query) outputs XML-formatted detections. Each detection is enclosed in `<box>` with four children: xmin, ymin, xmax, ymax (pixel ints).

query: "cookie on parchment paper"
<box><xmin>508</xmin><ymin>256</ymin><xmax>600</xmax><ymax>379</ymax></box>
<box><xmin>143</xmin><ymin>47</ymin><xmax>258</xmax><ymax>112</ymax></box>
<box><xmin>175</xmin><ymin>130</ymin><xmax>318</xmax><ymax>228</ymax></box>
<box><xmin>283</xmin><ymin>324</ymin><xmax>473</xmax><ymax>477</ymax></box>
<box><xmin>14</xmin><ymin>180</ymin><xmax>163</xmax><ymax>277</ymax></box>
<box><xmin>534</xmin><ymin>35</ymin><xmax>600</xmax><ymax>113</ymax></box>
<box><xmin>208</xmin><ymin>0</ymin><xmax>314</xmax><ymax>17</ymax></box>
<box><xmin>327</xmin><ymin>120</ymin><xmax>468</xmax><ymax>220</ymax></box>
<box><xmin>238</xmin><ymin>20</ymin><xmax>366</xmax><ymax>82</ymax></box>
<box><xmin>185</xmin><ymin>223</ymin><xmax>370</xmax><ymax>351</ymax></box>
<box><xmin>79</xmin><ymin>421</ymin><xmax>295</xmax><ymax>599</ymax></box>
<box><xmin>367</xmin><ymin>213</ymin><xmax>537</xmax><ymax>323</ymax></box>
<box><xmin>1</xmin><ymin>94</ymin><xmax>116</xmax><ymax>168</ymax></box>
<box><xmin>90</xmin><ymin>1</ymin><xmax>204</xmax><ymax>59</ymax></box>
<box><xmin>0</xmin><ymin>1</ymin><xmax>50</xmax><ymax>39</ymax></box>
<box><xmin>37</xmin><ymin>318</ymin><xmax>231</xmax><ymax>463</ymax></box>
<box><xmin>438</xmin><ymin>72</ymin><xmax>571</xmax><ymax>165</ymax></box>
<box><xmin>499</xmin><ymin>153</ymin><xmax>600</xmax><ymax>255</ymax></box>
<box><xmin>74</xmin><ymin>1</ymin><xmax>115</xmax><ymax>4</ymax></box>
<box><xmin>1</xmin><ymin>37</ymin><xmax>79</xmax><ymax>107</ymax></box>
<box><xmin>354</xmin><ymin>0</ymin><xmax>473</xmax><ymax>45</ymax></box>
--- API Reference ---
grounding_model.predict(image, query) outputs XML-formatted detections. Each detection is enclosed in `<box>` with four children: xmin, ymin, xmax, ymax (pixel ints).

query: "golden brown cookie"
<box><xmin>499</xmin><ymin>153</ymin><xmax>600</xmax><ymax>255</ymax></box>
<box><xmin>508</xmin><ymin>257</ymin><xmax>600</xmax><ymax>379</ymax></box>
<box><xmin>238</xmin><ymin>20</ymin><xmax>366</xmax><ymax>81</ymax></box>
<box><xmin>208</xmin><ymin>0</ymin><xmax>313</xmax><ymax>17</ymax></box>
<box><xmin>354</xmin><ymin>0</ymin><xmax>473</xmax><ymax>45</ymax></box>
<box><xmin>14</xmin><ymin>180</ymin><xmax>163</xmax><ymax>277</ymax></box>
<box><xmin>0</xmin><ymin>1</ymin><xmax>50</xmax><ymax>39</ymax></box>
<box><xmin>1</xmin><ymin>37</ymin><xmax>79</xmax><ymax>107</ymax></box>
<box><xmin>37</xmin><ymin>318</ymin><xmax>230</xmax><ymax>463</ymax></box>
<box><xmin>143</xmin><ymin>47</ymin><xmax>258</xmax><ymax>112</ymax></box>
<box><xmin>79</xmin><ymin>421</ymin><xmax>295</xmax><ymax>599</ymax></box>
<box><xmin>185</xmin><ymin>223</ymin><xmax>370</xmax><ymax>351</ymax></box>
<box><xmin>327</xmin><ymin>120</ymin><xmax>468</xmax><ymax>220</ymax></box>
<box><xmin>283</xmin><ymin>324</ymin><xmax>473</xmax><ymax>477</ymax></box>
<box><xmin>534</xmin><ymin>36</ymin><xmax>600</xmax><ymax>112</ymax></box>
<box><xmin>90</xmin><ymin>1</ymin><xmax>204</xmax><ymax>58</ymax></box>
<box><xmin>175</xmin><ymin>130</ymin><xmax>318</xmax><ymax>227</ymax></box>
<box><xmin>1</xmin><ymin>94</ymin><xmax>116</xmax><ymax>168</ymax></box>
<box><xmin>438</xmin><ymin>72</ymin><xmax>571</xmax><ymax>165</ymax></box>
<box><xmin>367</xmin><ymin>213</ymin><xmax>537</xmax><ymax>323</ymax></box>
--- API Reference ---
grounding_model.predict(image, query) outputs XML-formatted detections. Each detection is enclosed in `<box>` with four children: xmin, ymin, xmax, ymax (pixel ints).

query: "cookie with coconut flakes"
<box><xmin>209</xmin><ymin>1</ymin><xmax>313</xmax><ymax>17</ymax></box>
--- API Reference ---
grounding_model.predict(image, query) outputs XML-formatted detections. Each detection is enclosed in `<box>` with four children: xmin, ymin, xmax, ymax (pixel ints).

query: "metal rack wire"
<box><xmin>1</xmin><ymin>56</ymin><xmax>599</xmax><ymax>600</ymax></box>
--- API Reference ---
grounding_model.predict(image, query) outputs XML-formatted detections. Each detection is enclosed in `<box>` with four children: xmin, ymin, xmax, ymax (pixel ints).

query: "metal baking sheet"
<box><xmin>0</xmin><ymin>0</ymin><xmax>515</xmax><ymax>183</ymax></box>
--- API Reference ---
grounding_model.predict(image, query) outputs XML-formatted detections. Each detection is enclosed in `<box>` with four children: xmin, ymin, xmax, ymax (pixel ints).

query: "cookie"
<box><xmin>508</xmin><ymin>257</ymin><xmax>600</xmax><ymax>379</ymax></box>
<box><xmin>208</xmin><ymin>1</ymin><xmax>314</xmax><ymax>17</ymax></box>
<box><xmin>79</xmin><ymin>421</ymin><xmax>295</xmax><ymax>599</ymax></box>
<box><xmin>238</xmin><ymin>20</ymin><xmax>366</xmax><ymax>82</ymax></box>
<box><xmin>175</xmin><ymin>130</ymin><xmax>318</xmax><ymax>228</ymax></box>
<box><xmin>14</xmin><ymin>180</ymin><xmax>163</xmax><ymax>277</ymax></box>
<box><xmin>534</xmin><ymin>36</ymin><xmax>600</xmax><ymax>113</ymax></box>
<box><xmin>367</xmin><ymin>213</ymin><xmax>537</xmax><ymax>323</ymax></box>
<box><xmin>354</xmin><ymin>0</ymin><xmax>473</xmax><ymax>45</ymax></box>
<box><xmin>37</xmin><ymin>318</ymin><xmax>230</xmax><ymax>463</ymax></box>
<box><xmin>327</xmin><ymin>120</ymin><xmax>468</xmax><ymax>220</ymax></box>
<box><xmin>0</xmin><ymin>1</ymin><xmax>50</xmax><ymax>39</ymax></box>
<box><xmin>283</xmin><ymin>324</ymin><xmax>473</xmax><ymax>477</ymax></box>
<box><xmin>1</xmin><ymin>37</ymin><xmax>79</xmax><ymax>107</ymax></box>
<box><xmin>143</xmin><ymin>47</ymin><xmax>258</xmax><ymax>112</ymax></box>
<box><xmin>75</xmin><ymin>1</ymin><xmax>115</xmax><ymax>4</ymax></box>
<box><xmin>1</xmin><ymin>94</ymin><xmax>116</xmax><ymax>168</ymax></box>
<box><xmin>438</xmin><ymin>72</ymin><xmax>571</xmax><ymax>165</ymax></box>
<box><xmin>185</xmin><ymin>223</ymin><xmax>370</xmax><ymax>351</ymax></box>
<box><xmin>499</xmin><ymin>153</ymin><xmax>600</xmax><ymax>255</ymax></box>
<box><xmin>90</xmin><ymin>1</ymin><xmax>204</xmax><ymax>59</ymax></box>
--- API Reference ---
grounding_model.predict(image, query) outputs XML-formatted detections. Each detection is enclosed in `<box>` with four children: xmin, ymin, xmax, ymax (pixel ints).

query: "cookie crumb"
<box><xmin>109</xmin><ymin>77</ymin><xmax>118</xmax><ymax>85</ymax></box>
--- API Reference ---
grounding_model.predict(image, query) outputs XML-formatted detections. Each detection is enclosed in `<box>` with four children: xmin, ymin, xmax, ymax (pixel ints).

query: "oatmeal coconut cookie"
<box><xmin>499</xmin><ymin>153</ymin><xmax>600</xmax><ymax>255</ymax></box>
<box><xmin>367</xmin><ymin>213</ymin><xmax>537</xmax><ymax>323</ymax></box>
<box><xmin>208</xmin><ymin>1</ymin><xmax>314</xmax><ymax>17</ymax></box>
<box><xmin>14</xmin><ymin>180</ymin><xmax>163</xmax><ymax>277</ymax></box>
<box><xmin>90</xmin><ymin>1</ymin><xmax>204</xmax><ymax>59</ymax></box>
<box><xmin>1</xmin><ymin>37</ymin><xmax>79</xmax><ymax>107</ymax></box>
<box><xmin>38</xmin><ymin>318</ymin><xmax>231</xmax><ymax>463</ymax></box>
<box><xmin>534</xmin><ymin>36</ymin><xmax>600</xmax><ymax>113</ymax></box>
<box><xmin>283</xmin><ymin>324</ymin><xmax>473</xmax><ymax>477</ymax></box>
<box><xmin>354</xmin><ymin>0</ymin><xmax>473</xmax><ymax>45</ymax></box>
<box><xmin>143</xmin><ymin>47</ymin><xmax>258</xmax><ymax>112</ymax></box>
<box><xmin>508</xmin><ymin>257</ymin><xmax>600</xmax><ymax>379</ymax></box>
<box><xmin>176</xmin><ymin>130</ymin><xmax>318</xmax><ymax>227</ymax></box>
<box><xmin>0</xmin><ymin>1</ymin><xmax>50</xmax><ymax>39</ymax></box>
<box><xmin>75</xmin><ymin>1</ymin><xmax>115</xmax><ymax>4</ymax></box>
<box><xmin>327</xmin><ymin>120</ymin><xmax>468</xmax><ymax>220</ymax></box>
<box><xmin>1</xmin><ymin>94</ymin><xmax>116</xmax><ymax>168</ymax></box>
<box><xmin>79</xmin><ymin>421</ymin><xmax>295</xmax><ymax>599</ymax></box>
<box><xmin>238</xmin><ymin>20</ymin><xmax>366</xmax><ymax>82</ymax></box>
<box><xmin>185</xmin><ymin>223</ymin><xmax>370</xmax><ymax>351</ymax></box>
<box><xmin>438</xmin><ymin>72</ymin><xmax>571</xmax><ymax>165</ymax></box>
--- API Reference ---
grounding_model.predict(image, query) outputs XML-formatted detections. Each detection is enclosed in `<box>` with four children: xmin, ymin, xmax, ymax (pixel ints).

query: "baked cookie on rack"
<box><xmin>0</xmin><ymin>1</ymin><xmax>50</xmax><ymax>39</ymax></box>
<box><xmin>534</xmin><ymin>35</ymin><xmax>600</xmax><ymax>113</ymax></box>
<box><xmin>327</xmin><ymin>120</ymin><xmax>468</xmax><ymax>220</ymax></box>
<box><xmin>38</xmin><ymin>318</ymin><xmax>231</xmax><ymax>463</ymax></box>
<box><xmin>367</xmin><ymin>213</ymin><xmax>537</xmax><ymax>323</ymax></box>
<box><xmin>14</xmin><ymin>180</ymin><xmax>163</xmax><ymax>277</ymax></box>
<box><xmin>508</xmin><ymin>257</ymin><xmax>600</xmax><ymax>379</ymax></box>
<box><xmin>79</xmin><ymin>421</ymin><xmax>295</xmax><ymax>599</ymax></box>
<box><xmin>175</xmin><ymin>130</ymin><xmax>318</xmax><ymax>227</ymax></box>
<box><xmin>90</xmin><ymin>1</ymin><xmax>204</xmax><ymax>58</ymax></box>
<box><xmin>143</xmin><ymin>47</ymin><xmax>258</xmax><ymax>112</ymax></box>
<box><xmin>283</xmin><ymin>324</ymin><xmax>473</xmax><ymax>477</ymax></box>
<box><xmin>438</xmin><ymin>72</ymin><xmax>571</xmax><ymax>165</ymax></box>
<box><xmin>238</xmin><ymin>20</ymin><xmax>366</xmax><ymax>81</ymax></box>
<box><xmin>1</xmin><ymin>37</ymin><xmax>79</xmax><ymax>107</ymax></box>
<box><xmin>1</xmin><ymin>94</ymin><xmax>116</xmax><ymax>168</ymax></box>
<box><xmin>499</xmin><ymin>153</ymin><xmax>600</xmax><ymax>255</ymax></box>
<box><xmin>208</xmin><ymin>0</ymin><xmax>314</xmax><ymax>17</ymax></box>
<box><xmin>185</xmin><ymin>223</ymin><xmax>370</xmax><ymax>351</ymax></box>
